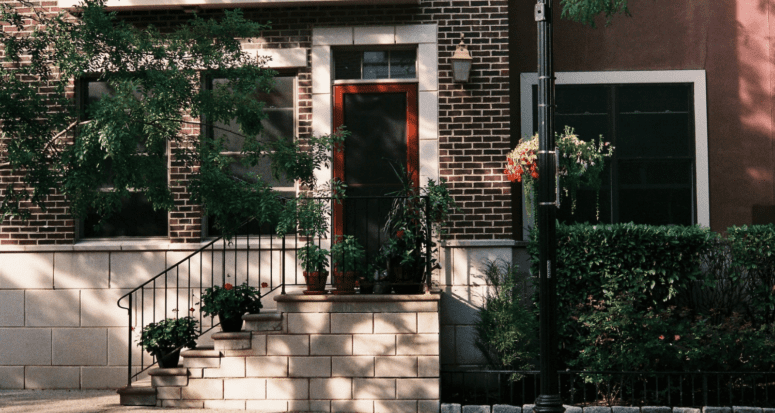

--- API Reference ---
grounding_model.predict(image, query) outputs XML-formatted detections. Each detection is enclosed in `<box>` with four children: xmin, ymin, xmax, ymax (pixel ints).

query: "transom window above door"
<box><xmin>333</xmin><ymin>49</ymin><xmax>417</xmax><ymax>81</ymax></box>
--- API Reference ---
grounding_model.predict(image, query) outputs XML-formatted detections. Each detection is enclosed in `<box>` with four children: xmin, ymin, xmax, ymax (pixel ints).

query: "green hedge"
<box><xmin>491</xmin><ymin>223</ymin><xmax>775</xmax><ymax>372</ymax></box>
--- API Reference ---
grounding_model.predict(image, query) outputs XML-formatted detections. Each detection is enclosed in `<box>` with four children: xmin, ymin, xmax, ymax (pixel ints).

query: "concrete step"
<box><xmin>243</xmin><ymin>311</ymin><xmax>283</xmax><ymax>332</ymax></box>
<box><xmin>116</xmin><ymin>377</ymin><xmax>156</xmax><ymax>406</ymax></box>
<box><xmin>181</xmin><ymin>348</ymin><xmax>222</xmax><ymax>368</ymax></box>
<box><xmin>148</xmin><ymin>367</ymin><xmax>189</xmax><ymax>387</ymax></box>
<box><xmin>212</xmin><ymin>331</ymin><xmax>252</xmax><ymax>352</ymax></box>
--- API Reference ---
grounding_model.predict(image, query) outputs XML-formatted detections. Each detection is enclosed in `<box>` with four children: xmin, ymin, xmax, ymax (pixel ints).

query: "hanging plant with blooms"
<box><xmin>505</xmin><ymin>126</ymin><xmax>614</xmax><ymax>219</ymax></box>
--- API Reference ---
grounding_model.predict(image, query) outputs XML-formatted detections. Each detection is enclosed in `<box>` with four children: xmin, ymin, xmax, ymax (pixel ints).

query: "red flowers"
<box><xmin>224</xmin><ymin>283</ymin><xmax>233</xmax><ymax>290</ymax></box>
<box><xmin>261</xmin><ymin>282</ymin><xmax>269</xmax><ymax>288</ymax></box>
<box><xmin>396</xmin><ymin>230</ymin><xmax>405</xmax><ymax>239</ymax></box>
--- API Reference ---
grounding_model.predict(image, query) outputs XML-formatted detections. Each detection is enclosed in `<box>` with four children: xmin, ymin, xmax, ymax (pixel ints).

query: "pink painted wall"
<box><xmin>514</xmin><ymin>0</ymin><xmax>775</xmax><ymax>232</ymax></box>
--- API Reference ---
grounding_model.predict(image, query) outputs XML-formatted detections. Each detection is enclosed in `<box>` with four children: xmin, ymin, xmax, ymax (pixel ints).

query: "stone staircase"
<box><xmin>119</xmin><ymin>293</ymin><xmax>441</xmax><ymax>413</ymax></box>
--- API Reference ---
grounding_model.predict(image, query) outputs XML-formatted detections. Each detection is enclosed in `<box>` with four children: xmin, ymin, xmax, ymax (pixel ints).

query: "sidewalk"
<box><xmin>0</xmin><ymin>390</ymin><xmax>249</xmax><ymax>413</ymax></box>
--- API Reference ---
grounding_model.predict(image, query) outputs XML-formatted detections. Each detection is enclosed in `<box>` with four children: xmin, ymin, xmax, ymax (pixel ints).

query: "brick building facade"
<box><xmin>0</xmin><ymin>0</ymin><xmax>514</xmax><ymax>391</ymax></box>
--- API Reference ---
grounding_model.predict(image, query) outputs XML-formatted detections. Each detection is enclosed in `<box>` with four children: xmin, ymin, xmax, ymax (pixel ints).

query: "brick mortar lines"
<box><xmin>1</xmin><ymin>0</ymin><xmax>512</xmax><ymax>244</ymax></box>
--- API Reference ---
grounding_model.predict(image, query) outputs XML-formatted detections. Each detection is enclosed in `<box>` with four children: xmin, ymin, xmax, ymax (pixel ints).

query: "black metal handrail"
<box><xmin>442</xmin><ymin>369</ymin><xmax>775</xmax><ymax>407</ymax></box>
<box><xmin>118</xmin><ymin>195</ymin><xmax>433</xmax><ymax>386</ymax></box>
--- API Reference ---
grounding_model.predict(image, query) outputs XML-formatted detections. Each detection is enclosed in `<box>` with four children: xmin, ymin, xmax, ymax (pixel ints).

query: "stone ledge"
<box><xmin>117</xmin><ymin>385</ymin><xmax>157</xmax><ymax>406</ymax></box>
<box><xmin>181</xmin><ymin>349</ymin><xmax>221</xmax><ymax>358</ymax></box>
<box><xmin>148</xmin><ymin>367</ymin><xmax>188</xmax><ymax>377</ymax></box>
<box><xmin>212</xmin><ymin>332</ymin><xmax>252</xmax><ymax>340</ymax></box>
<box><xmin>275</xmin><ymin>292</ymin><xmax>442</xmax><ymax>303</ymax></box>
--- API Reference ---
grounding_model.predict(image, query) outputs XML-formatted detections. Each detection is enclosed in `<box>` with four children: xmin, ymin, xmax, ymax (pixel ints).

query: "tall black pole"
<box><xmin>534</xmin><ymin>1</ymin><xmax>563</xmax><ymax>413</ymax></box>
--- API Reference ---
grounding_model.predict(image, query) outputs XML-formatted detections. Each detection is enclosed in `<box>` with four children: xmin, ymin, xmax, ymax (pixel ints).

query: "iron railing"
<box><xmin>118</xmin><ymin>195</ymin><xmax>432</xmax><ymax>386</ymax></box>
<box><xmin>441</xmin><ymin>370</ymin><xmax>775</xmax><ymax>407</ymax></box>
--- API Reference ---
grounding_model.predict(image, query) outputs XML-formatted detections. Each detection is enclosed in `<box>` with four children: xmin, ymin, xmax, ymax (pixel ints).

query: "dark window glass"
<box><xmin>79</xmin><ymin>79</ymin><xmax>168</xmax><ymax>238</ymax></box>
<box><xmin>390</xmin><ymin>49</ymin><xmax>417</xmax><ymax>79</ymax></box>
<box><xmin>532</xmin><ymin>83</ymin><xmax>695</xmax><ymax>226</ymax></box>
<box><xmin>333</xmin><ymin>49</ymin><xmax>417</xmax><ymax>80</ymax></box>
<box><xmin>207</xmin><ymin>75</ymin><xmax>296</xmax><ymax>237</ymax></box>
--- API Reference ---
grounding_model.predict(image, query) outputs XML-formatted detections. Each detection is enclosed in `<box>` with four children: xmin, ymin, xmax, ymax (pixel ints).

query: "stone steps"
<box><xmin>120</xmin><ymin>294</ymin><xmax>442</xmax><ymax>412</ymax></box>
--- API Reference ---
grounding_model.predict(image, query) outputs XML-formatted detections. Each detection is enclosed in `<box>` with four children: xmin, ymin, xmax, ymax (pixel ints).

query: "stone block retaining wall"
<box><xmin>152</xmin><ymin>293</ymin><xmax>441</xmax><ymax>412</ymax></box>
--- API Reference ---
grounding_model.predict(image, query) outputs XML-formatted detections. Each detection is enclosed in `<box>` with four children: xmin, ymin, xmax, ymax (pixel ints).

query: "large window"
<box><xmin>520</xmin><ymin>71</ymin><xmax>709</xmax><ymax>228</ymax></box>
<box><xmin>206</xmin><ymin>74</ymin><xmax>297</xmax><ymax>236</ymax></box>
<box><xmin>77</xmin><ymin>78</ymin><xmax>169</xmax><ymax>238</ymax></box>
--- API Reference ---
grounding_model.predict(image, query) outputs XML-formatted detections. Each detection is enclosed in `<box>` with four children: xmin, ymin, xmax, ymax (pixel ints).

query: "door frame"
<box><xmin>332</xmin><ymin>82</ymin><xmax>419</xmax><ymax>237</ymax></box>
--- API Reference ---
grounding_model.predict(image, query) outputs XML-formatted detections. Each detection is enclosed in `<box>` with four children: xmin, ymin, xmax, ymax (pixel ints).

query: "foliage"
<box><xmin>199</xmin><ymin>282</ymin><xmax>263</xmax><ymax>319</ymax></box>
<box><xmin>138</xmin><ymin>316</ymin><xmax>198</xmax><ymax>355</ymax></box>
<box><xmin>376</xmin><ymin>164</ymin><xmax>457</xmax><ymax>285</ymax></box>
<box><xmin>559</xmin><ymin>0</ymin><xmax>632</xmax><ymax>27</ymax></box>
<box><xmin>298</xmin><ymin>243</ymin><xmax>330</xmax><ymax>274</ymax></box>
<box><xmin>505</xmin><ymin>127</ymin><xmax>613</xmax><ymax>219</ymax></box>
<box><xmin>727</xmin><ymin>224</ymin><xmax>775</xmax><ymax>326</ymax></box>
<box><xmin>474</xmin><ymin>260</ymin><xmax>537</xmax><ymax>377</ymax></box>
<box><xmin>521</xmin><ymin>223</ymin><xmax>775</xmax><ymax>373</ymax></box>
<box><xmin>0</xmin><ymin>0</ymin><xmax>346</xmax><ymax>239</ymax></box>
<box><xmin>331</xmin><ymin>235</ymin><xmax>366</xmax><ymax>273</ymax></box>
<box><xmin>0</xmin><ymin>0</ymin><xmax>274</xmax><ymax>227</ymax></box>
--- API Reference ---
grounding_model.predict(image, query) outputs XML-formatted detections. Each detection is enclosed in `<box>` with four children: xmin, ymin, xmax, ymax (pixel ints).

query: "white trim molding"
<box><xmin>520</xmin><ymin>70</ymin><xmax>710</xmax><ymax>228</ymax></box>
<box><xmin>311</xmin><ymin>24</ymin><xmax>439</xmax><ymax>187</ymax></box>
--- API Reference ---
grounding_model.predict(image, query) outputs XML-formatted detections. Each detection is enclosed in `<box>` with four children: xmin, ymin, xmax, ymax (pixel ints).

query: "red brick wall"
<box><xmin>0</xmin><ymin>0</ymin><xmax>513</xmax><ymax>244</ymax></box>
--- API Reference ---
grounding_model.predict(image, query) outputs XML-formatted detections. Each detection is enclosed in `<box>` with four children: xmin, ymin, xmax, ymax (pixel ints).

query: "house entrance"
<box><xmin>332</xmin><ymin>83</ymin><xmax>419</xmax><ymax>263</ymax></box>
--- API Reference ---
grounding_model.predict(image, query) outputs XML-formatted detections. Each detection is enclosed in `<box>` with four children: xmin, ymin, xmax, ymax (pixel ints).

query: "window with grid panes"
<box><xmin>206</xmin><ymin>75</ymin><xmax>296</xmax><ymax>236</ymax></box>
<box><xmin>531</xmin><ymin>83</ymin><xmax>696</xmax><ymax>225</ymax></box>
<box><xmin>78</xmin><ymin>78</ymin><xmax>169</xmax><ymax>238</ymax></box>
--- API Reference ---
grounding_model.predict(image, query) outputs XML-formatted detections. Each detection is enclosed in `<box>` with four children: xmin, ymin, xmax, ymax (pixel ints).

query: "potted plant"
<box><xmin>379</xmin><ymin>164</ymin><xmax>456</xmax><ymax>293</ymax></box>
<box><xmin>330</xmin><ymin>235</ymin><xmax>366</xmax><ymax>294</ymax></box>
<box><xmin>200</xmin><ymin>282</ymin><xmax>263</xmax><ymax>332</ymax></box>
<box><xmin>138</xmin><ymin>316</ymin><xmax>198</xmax><ymax>368</ymax></box>
<box><xmin>298</xmin><ymin>243</ymin><xmax>330</xmax><ymax>294</ymax></box>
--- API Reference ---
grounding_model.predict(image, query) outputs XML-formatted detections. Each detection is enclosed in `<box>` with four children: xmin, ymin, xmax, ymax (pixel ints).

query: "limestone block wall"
<box><xmin>438</xmin><ymin>240</ymin><xmax>531</xmax><ymax>370</ymax></box>
<box><xmin>0</xmin><ymin>242</ymin><xmax>301</xmax><ymax>390</ymax></box>
<box><xmin>0</xmin><ymin>240</ymin><xmax>522</xmax><ymax>389</ymax></box>
<box><xmin>158</xmin><ymin>293</ymin><xmax>441</xmax><ymax>412</ymax></box>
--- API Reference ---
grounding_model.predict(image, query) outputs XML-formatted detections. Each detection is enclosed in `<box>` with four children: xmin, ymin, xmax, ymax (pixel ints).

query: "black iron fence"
<box><xmin>117</xmin><ymin>195</ymin><xmax>432</xmax><ymax>386</ymax></box>
<box><xmin>442</xmin><ymin>370</ymin><xmax>775</xmax><ymax>407</ymax></box>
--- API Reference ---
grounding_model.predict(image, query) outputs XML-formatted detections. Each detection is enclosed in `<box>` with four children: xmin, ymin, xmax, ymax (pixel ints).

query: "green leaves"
<box><xmin>0</xmin><ymin>0</ymin><xmax>276</xmax><ymax>227</ymax></box>
<box><xmin>559</xmin><ymin>0</ymin><xmax>632</xmax><ymax>27</ymax></box>
<box><xmin>474</xmin><ymin>260</ymin><xmax>537</xmax><ymax>375</ymax></box>
<box><xmin>138</xmin><ymin>316</ymin><xmax>198</xmax><ymax>354</ymax></box>
<box><xmin>200</xmin><ymin>283</ymin><xmax>263</xmax><ymax>319</ymax></box>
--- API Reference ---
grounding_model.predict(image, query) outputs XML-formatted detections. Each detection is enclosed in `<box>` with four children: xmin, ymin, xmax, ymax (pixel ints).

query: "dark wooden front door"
<box><xmin>332</xmin><ymin>83</ymin><xmax>419</xmax><ymax>257</ymax></box>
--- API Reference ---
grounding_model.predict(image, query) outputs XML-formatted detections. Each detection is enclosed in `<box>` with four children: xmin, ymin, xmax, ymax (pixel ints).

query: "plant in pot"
<box><xmin>298</xmin><ymin>243</ymin><xmax>330</xmax><ymax>294</ymax></box>
<box><xmin>138</xmin><ymin>316</ymin><xmax>198</xmax><ymax>369</ymax></box>
<box><xmin>380</xmin><ymin>164</ymin><xmax>457</xmax><ymax>293</ymax></box>
<box><xmin>200</xmin><ymin>282</ymin><xmax>263</xmax><ymax>332</ymax></box>
<box><xmin>330</xmin><ymin>235</ymin><xmax>366</xmax><ymax>294</ymax></box>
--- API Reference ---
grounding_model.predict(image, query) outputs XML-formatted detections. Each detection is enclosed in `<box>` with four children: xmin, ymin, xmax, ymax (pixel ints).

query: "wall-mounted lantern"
<box><xmin>450</xmin><ymin>34</ymin><xmax>473</xmax><ymax>82</ymax></box>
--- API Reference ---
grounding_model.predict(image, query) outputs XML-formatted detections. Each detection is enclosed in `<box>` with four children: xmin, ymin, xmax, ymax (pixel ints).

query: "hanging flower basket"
<box><xmin>505</xmin><ymin>126</ymin><xmax>614</xmax><ymax>220</ymax></box>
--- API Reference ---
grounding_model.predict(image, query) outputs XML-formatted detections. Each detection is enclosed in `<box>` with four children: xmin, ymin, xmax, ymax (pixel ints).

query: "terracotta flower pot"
<box><xmin>302</xmin><ymin>271</ymin><xmax>329</xmax><ymax>295</ymax></box>
<box><xmin>332</xmin><ymin>270</ymin><xmax>357</xmax><ymax>295</ymax></box>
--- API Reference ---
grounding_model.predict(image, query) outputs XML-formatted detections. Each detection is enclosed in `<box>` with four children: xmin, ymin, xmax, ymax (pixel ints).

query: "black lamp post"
<box><xmin>534</xmin><ymin>1</ymin><xmax>564</xmax><ymax>413</ymax></box>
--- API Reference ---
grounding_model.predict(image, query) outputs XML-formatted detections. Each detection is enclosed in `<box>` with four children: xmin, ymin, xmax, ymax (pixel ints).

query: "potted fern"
<box><xmin>330</xmin><ymin>235</ymin><xmax>366</xmax><ymax>294</ymax></box>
